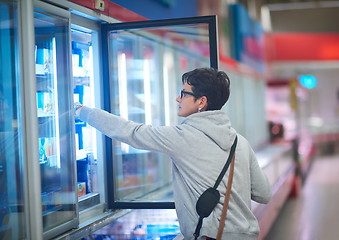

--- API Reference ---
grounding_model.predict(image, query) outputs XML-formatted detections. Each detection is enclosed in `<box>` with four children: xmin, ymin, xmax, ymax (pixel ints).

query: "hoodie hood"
<box><xmin>181</xmin><ymin>110</ymin><xmax>237</xmax><ymax>151</ymax></box>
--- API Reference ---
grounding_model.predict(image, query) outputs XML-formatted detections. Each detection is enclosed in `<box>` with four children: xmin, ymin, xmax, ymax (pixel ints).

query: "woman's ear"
<box><xmin>198</xmin><ymin>96</ymin><xmax>208</xmax><ymax>111</ymax></box>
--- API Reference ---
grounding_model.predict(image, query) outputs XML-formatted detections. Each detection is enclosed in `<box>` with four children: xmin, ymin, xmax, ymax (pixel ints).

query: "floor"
<box><xmin>81</xmin><ymin>153</ymin><xmax>339</xmax><ymax>240</ymax></box>
<box><xmin>265</xmin><ymin>153</ymin><xmax>339</xmax><ymax>240</ymax></box>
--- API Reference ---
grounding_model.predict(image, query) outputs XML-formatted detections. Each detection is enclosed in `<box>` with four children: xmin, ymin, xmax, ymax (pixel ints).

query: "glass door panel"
<box><xmin>34</xmin><ymin>5</ymin><xmax>77</xmax><ymax>237</ymax></box>
<box><xmin>101</xmin><ymin>16</ymin><xmax>218</xmax><ymax>208</ymax></box>
<box><xmin>0</xmin><ymin>1</ymin><xmax>26</xmax><ymax>239</ymax></box>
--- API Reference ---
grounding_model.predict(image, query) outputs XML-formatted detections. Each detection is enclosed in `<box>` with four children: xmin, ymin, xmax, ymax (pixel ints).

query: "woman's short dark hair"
<box><xmin>182</xmin><ymin>68</ymin><xmax>231</xmax><ymax>111</ymax></box>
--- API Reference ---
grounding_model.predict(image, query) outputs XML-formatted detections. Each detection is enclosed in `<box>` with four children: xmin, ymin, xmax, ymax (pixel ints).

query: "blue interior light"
<box><xmin>298</xmin><ymin>75</ymin><xmax>317</xmax><ymax>89</ymax></box>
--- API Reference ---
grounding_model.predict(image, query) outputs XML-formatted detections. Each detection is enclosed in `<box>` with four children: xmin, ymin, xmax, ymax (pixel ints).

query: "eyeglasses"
<box><xmin>180</xmin><ymin>90</ymin><xmax>196</xmax><ymax>99</ymax></box>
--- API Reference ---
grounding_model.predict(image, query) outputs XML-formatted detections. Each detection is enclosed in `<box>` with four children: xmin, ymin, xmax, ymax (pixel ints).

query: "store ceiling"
<box><xmin>262</xmin><ymin>0</ymin><xmax>338</xmax><ymax>3</ymax></box>
<box><xmin>242</xmin><ymin>0</ymin><xmax>339</xmax><ymax>32</ymax></box>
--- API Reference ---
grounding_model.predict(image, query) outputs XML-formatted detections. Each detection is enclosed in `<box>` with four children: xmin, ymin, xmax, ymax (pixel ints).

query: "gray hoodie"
<box><xmin>79</xmin><ymin>107</ymin><xmax>271</xmax><ymax>240</ymax></box>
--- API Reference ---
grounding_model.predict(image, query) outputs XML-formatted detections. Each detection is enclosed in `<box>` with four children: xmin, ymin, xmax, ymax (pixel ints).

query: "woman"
<box><xmin>75</xmin><ymin>68</ymin><xmax>271</xmax><ymax>240</ymax></box>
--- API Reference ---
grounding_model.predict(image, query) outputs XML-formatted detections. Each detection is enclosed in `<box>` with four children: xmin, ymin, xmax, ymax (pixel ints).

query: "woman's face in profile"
<box><xmin>176</xmin><ymin>83</ymin><xmax>200</xmax><ymax>117</ymax></box>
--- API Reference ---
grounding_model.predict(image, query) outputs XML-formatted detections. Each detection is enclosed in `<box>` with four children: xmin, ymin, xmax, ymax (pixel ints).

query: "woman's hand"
<box><xmin>74</xmin><ymin>102</ymin><xmax>83</xmax><ymax>118</ymax></box>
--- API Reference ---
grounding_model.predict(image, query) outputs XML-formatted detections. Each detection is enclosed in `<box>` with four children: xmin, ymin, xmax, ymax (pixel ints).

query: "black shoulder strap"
<box><xmin>213</xmin><ymin>135</ymin><xmax>238</xmax><ymax>190</ymax></box>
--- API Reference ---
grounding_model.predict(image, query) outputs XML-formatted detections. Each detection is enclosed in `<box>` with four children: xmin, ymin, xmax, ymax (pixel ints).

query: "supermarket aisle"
<box><xmin>265</xmin><ymin>154</ymin><xmax>339</xmax><ymax>240</ymax></box>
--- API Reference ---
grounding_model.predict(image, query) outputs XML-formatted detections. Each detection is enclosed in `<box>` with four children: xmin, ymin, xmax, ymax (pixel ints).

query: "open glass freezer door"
<box><xmin>101</xmin><ymin>16</ymin><xmax>218</xmax><ymax>209</ymax></box>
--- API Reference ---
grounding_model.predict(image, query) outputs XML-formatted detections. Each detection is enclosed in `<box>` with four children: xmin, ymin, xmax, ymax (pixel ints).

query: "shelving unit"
<box><xmin>71</xmin><ymin>29</ymin><xmax>100</xmax><ymax>209</ymax></box>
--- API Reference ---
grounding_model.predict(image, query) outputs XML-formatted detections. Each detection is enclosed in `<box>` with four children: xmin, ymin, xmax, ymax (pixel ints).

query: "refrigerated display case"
<box><xmin>34</xmin><ymin>3</ymin><xmax>77</xmax><ymax>238</ymax></box>
<box><xmin>101</xmin><ymin>16</ymin><xmax>218</xmax><ymax>209</ymax></box>
<box><xmin>0</xmin><ymin>1</ymin><xmax>26</xmax><ymax>239</ymax></box>
<box><xmin>71</xmin><ymin>28</ymin><xmax>100</xmax><ymax>210</ymax></box>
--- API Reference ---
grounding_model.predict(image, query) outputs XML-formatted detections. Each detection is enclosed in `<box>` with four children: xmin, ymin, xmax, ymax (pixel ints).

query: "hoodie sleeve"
<box><xmin>249</xmin><ymin>148</ymin><xmax>272</xmax><ymax>204</ymax></box>
<box><xmin>79</xmin><ymin>106</ymin><xmax>182</xmax><ymax>155</ymax></box>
